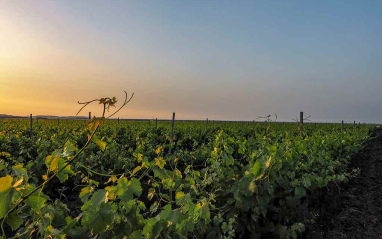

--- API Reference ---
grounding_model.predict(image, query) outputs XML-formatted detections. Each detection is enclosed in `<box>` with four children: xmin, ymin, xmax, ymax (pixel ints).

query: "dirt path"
<box><xmin>307</xmin><ymin>128</ymin><xmax>382</xmax><ymax>238</ymax></box>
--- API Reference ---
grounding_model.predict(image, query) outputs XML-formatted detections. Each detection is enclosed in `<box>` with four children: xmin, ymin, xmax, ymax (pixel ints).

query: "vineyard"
<box><xmin>0</xmin><ymin>112</ymin><xmax>375</xmax><ymax>238</ymax></box>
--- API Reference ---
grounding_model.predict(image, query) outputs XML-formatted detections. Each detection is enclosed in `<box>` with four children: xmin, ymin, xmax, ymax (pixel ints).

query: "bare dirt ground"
<box><xmin>306</xmin><ymin>128</ymin><xmax>382</xmax><ymax>239</ymax></box>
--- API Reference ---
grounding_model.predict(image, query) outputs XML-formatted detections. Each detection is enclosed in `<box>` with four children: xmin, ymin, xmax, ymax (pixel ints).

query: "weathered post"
<box><xmin>353</xmin><ymin>121</ymin><xmax>356</xmax><ymax>130</ymax></box>
<box><xmin>265</xmin><ymin>120</ymin><xmax>267</xmax><ymax>136</ymax></box>
<box><xmin>206</xmin><ymin>118</ymin><xmax>208</xmax><ymax>132</ymax></box>
<box><xmin>30</xmin><ymin>114</ymin><xmax>32</xmax><ymax>139</ymax></box>
<box><xmin>155</xmin><ymin>118</ymin><xmax>158</xmax><ymax>129</ymax></box>
<box><xmin>170</xmin><ymin>112</ymin><xmax>175</xmax><ymax>142</ymax></box>
<box><xmin>89</xmin><ymin>112</ymin><xmax>91</xmax><ymax>120</ymax></box>
<box><xmin>300</xmin><ymin>112</ymin><xmax>303</xmax><ymax>132</ymax></box>
<box><xmin>342</xmin><ymin>120</ymin><xmax>344</xmax><ymax>132</ymax></box>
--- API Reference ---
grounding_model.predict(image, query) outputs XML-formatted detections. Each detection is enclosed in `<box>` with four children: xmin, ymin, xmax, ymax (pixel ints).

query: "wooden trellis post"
<box><xmin>170</xmin><ymin>112</ymin><xmax>175</xmax><ymax>142</ymax></box>
<box><xmin>265</xmin><ymin>120</ymin><xmax>267</xmax><ymax>136</ymax></box>
<box><xmin>30</xmin><ymin>114</ymin><xmax>32</xmax><ymax>139</ymax></box>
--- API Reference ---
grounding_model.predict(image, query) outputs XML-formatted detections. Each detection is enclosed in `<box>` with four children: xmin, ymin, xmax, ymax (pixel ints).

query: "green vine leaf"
<box><xmin>82</xmin><ymin>202</ymin><xmax>114</xmax><ymax>234</ymax></box>
<box><xmin>12</xmin><ymin>165</ymin><xmax>28</xmax><ymax>179</ymax></box>
<box><xmin>5</xmin><ymin>212</ymin><xmax>23</xmax><ymax>231</ymax></box>
<box><xmin>62</xmin><ymin>141</ymin><xmax>78</xmax><ymax>158</ymax></box>
<box><xmin>81</xmin><ymin>190</ymin><xmax>107</xmax><ymax>211</ymax></box>
<box><xmin>25</xmin><ymin>195</ymin><xmax>48</xmax><ymax>211</ymax></box>
<box><xmin>117</xmin><ymin>177</ymin><xmax>142</xmax><ymax>204</ymax></box>
<box><xmin>56</xmin><ymin>157</ymin><xmax>75</xmax><ymax>183</ymax></box>
<box><xmin>252</xmin><ymin>161</ymin><xmax>261</xmax><ymax>178</ymax></box>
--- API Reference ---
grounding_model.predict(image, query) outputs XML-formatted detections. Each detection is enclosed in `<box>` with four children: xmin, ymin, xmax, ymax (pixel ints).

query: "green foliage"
<box><xmin>0</xmin><ymin>118</ymin><xmax>374</xmax><ymax>238</ymax></box>
<box><xmin>117</xmin><ymin>177</ymin><xmax>142</xmax><ymax>204</ymax></box>
<box><xmin>5</xmin><ymin>212</ymin><xmax>23</xmax><ymax>231</ymax></box>
<box><xmin>82</xmin><ymin>202</ymin><xmax>115</xmax><ymax>234</ymax></box>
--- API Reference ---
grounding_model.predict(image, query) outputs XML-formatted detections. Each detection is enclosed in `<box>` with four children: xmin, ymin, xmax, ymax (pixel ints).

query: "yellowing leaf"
<box><xmin>87</xmin><ymin>118</ymin><xmax>103</xmax><ymax>131</ymax></box>
<box><xmin>174</xmin><ymin>158</ymin><xmax>178</xmax><ymax>163</ymax></box>
<box><xmin>80</xmin><ymin>186</ymin><xmax>93</xmax><ymax>202</ymax></box>
<box><xmin>155</xmin><ymin>157</ymin><xmax>166</xmax><ymax>169</ymax></box>
<box><xmin>141</xmin><ymin>161</ymin><xmax>149</xmax><ymax>168</ymax></box>
<box><xmin>266</xmin><ymin>156</ymin><xmax>272</xmax><ymax>168</ymax></box>
<box><xmin>131</xmin><ymin>166</ymin><xmax>142</xmax><ymax>176</ymax></box>
<box><xmin>42</xmin><ymin>175</ymin><xmax>48</xmax><ymax>180</ymax></box>
<box><xmin>174</xmin><ymin>169</ymin><xmax>182</xmax><ymax>179</ymax></box>
<box><xmin>137</xmin><ymin>153</ymin><xmax>143</xmax><ymax>162</ymax></box>
<box><xmin>45</xmin><ymin>155</ymin><xmax>52</xmax><ymax>165</ymax></box>
<box><xmin>13</xmin><ymin>177</ymin><xmax>23</xmax><ymax>188</ymax></box>
<box><xmin>147</xmin><ymin>188</ymin><xmax>155</xmax><ymax>201</ymax></box>
<box><xmin>91</xmin><ymin>136</ymin><xmax>106</xmax><ymax>151</ymax></box>
<box><xmin>155</xmin><ymin>146</ymin><xmax>162</xmax><ymax>155</ymax></box>
<box><xmin>105</xmin><ymin>186</ymin><xmax>117</xmax><ymax>201</ymax></box>
<box><xmin>0</xmin><ymin>152</ymin><xmax>10</xmax><ymax>157</ymax></box>
<box><xmin>248</xmin><ymin>181</ymin><xmax>256</xmax><ymax>193</ymax></box>
<box><xmin>175</xmin><ymin>192</ymin><xmax>184</xmax><ymax>200</ymax></box>
<box><xmin>106</xmin><ymin>176</ymin><xmax>117</xmax><ymax>184</ymax></box>
<box><xmin>49</xmin><ymin>156</ymin><xmax>60</xmax><ymax>172</ymax></box>
<box><xmin>105</xmin><ymin>191</ymin><xmax>109</xmax><ymax>203</ymax></box>
<box><xmin>0</xmin><ymin>175</ymin><xmax>15</xmax><ymax>219</ymax></box>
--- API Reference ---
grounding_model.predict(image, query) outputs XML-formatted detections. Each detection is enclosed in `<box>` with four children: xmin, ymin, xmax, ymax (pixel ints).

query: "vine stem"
<box><xmin>77</xmin><ymin>162</ymin><xmax>124</xmax><ymax>177</ymax></box>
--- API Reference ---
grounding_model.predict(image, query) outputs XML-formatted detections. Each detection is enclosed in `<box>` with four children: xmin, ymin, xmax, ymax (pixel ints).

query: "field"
<box><xmin>0</xmin><ymin>118</ymin><xmax>374</xmax><ymax>238</ymax></box>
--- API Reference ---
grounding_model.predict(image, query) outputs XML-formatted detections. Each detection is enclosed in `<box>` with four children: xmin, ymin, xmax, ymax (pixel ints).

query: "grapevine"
<box><xmin>0</xmin><ymin>100</ymin><xmax>374</xmax><ymax>238</ymax></box>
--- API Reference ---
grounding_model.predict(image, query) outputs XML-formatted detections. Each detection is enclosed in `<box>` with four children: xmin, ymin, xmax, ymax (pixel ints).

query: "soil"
<box><xmin>305</xmin><ymin>128</ymin><xmax>382</xmax><ymax>239</ymax></box>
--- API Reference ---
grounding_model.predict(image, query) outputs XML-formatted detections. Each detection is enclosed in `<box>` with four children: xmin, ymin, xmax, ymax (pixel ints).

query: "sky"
<box><xmin>1</xmin><ymin>0</ymin><xmax>382</xmax><ymax>123</ymax></box>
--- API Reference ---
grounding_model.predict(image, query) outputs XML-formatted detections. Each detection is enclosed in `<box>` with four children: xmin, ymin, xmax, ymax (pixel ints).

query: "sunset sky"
<box><xmin>1</xmin><ymin>1</ymin><xmax>382</xmax><ymax>122</ymax></box>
